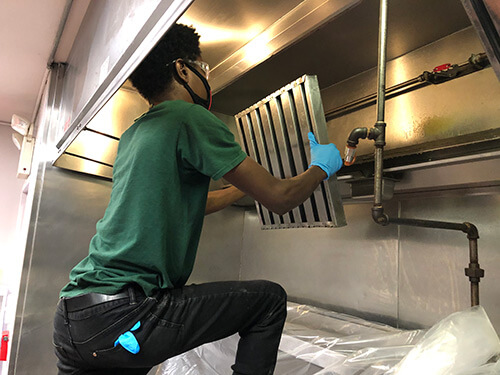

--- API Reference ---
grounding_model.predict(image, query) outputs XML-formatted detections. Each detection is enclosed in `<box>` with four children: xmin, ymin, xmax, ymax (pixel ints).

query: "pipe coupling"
<box><xmin>465</xmin><ymin>262</ymin><xmax>485</xmax><ymax>283</ymax></box>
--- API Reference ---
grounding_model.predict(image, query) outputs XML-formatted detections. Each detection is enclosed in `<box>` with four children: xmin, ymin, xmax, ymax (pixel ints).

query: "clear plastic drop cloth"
<box><xmin>156</xmin><ymin>303</ymin><xmax>500</xmax><ymax>375</ymax></box>
<box><xmin>391</xmin><ymin>306</ymin><xmax>500</xmax><ymax>375</ymax></box>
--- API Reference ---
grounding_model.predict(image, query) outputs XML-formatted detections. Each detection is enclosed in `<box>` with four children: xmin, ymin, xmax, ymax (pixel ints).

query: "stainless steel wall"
<box><xmin>223</xmin><ymin>26</ymin><xmax>500</xmax><ymax>332</ymax></box>
<box><xmin>397</xmin><ymin>189</ymin><xmax>500</xmax><ymax>329</ymax></box>
<box><xmin>190</xmin><ymin>207</ymin><xmax>246</xmax><ymax>284</ymax></box>
<box><xmin>322</xmin><ymin>27</ymin><xmax>500</xmax><ymax>160</ymax></box>
<box><xmin>237</xmin><ymin>181</ymin><xmax>500</xmax><ymax>332</ymax></box>
<box><xmin>239</xmin><ymin>201</ymin><xmax>400</xmax><ymax>325</ymax></box>
<box><xmin>9</xmin><ymin>166</ymin><xmax>112</xmax><ymax>374</ymax></box>
<box><xmin>8</xmin><ymin>168</ymin><xmax>243</xmax><ymax>375</ymax></box>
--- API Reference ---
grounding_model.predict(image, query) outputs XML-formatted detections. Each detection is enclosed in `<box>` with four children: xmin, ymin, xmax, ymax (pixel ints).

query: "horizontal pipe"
<box><xmin>326</xmin><ymin>77</ymin><xmax>425</xmax><ymax>120</ymax></box>
<box><xmin>388</xmin><ymin>217</ymin><xmax>468</xmax><ymax>233</ymax></box>
<box><xmin>325</xmin><ymin>53</ymin><xmax>489</xmax><ymax>121</ymax></box>
<box><xmin>388</xmin><ymin>216</ymin><xmax>483</xmax><ymax>307</ymax></box>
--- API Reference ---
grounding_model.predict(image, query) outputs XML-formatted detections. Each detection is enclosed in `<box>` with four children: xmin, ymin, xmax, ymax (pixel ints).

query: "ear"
<box><xmin>174</xmin><ymin>59</ymin><xmax>189</xmax><ymax>84</ymax></box>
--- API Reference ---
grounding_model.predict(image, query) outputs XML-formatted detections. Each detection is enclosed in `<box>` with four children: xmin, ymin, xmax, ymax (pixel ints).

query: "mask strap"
<box><xmin>183</xmin><ymin>63</ymin><xmax>212</xmax><ymax>110</ymax></box>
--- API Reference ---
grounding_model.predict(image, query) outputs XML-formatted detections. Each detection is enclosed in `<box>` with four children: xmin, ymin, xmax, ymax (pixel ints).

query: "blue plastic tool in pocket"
<box><xmin>114</xmin><ymin>321</ymin><xmax>141</xmax><ymax>354</ymax></box>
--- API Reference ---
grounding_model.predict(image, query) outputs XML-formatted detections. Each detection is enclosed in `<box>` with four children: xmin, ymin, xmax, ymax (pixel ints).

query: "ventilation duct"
<box><xmin>235</xmin><ymin>75</ymin><xmax>346</xmax><ymax>229</ymax></box>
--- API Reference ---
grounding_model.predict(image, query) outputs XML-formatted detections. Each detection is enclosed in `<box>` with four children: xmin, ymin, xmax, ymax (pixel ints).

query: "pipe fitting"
<box><xmin>462</xmin><ymin>222</ymin><xmax>479</xmax><ymax>240</ymax></box>
<box><xmin>345</xmin><ymin>127</ymin><xmax>369</xmax><ymax>166</ymax></box>
<box><xmin>465</xmin><ymin>262</ymin><xmax>485</xmax><ymax>283</ymax></box>
<box><xmin>368</xmin><ymin>122</ymin><xmax>386</xmax><ymax>147</ymax></box>
<box><xmin>371</xmin><ymin>205</ymin><xmax>389</xmax><ymax>225</ymax></box>
<box><xmin>347</xmin><ymin>127</ymin><xmax>368</xmax><ymax>147</ymax></box>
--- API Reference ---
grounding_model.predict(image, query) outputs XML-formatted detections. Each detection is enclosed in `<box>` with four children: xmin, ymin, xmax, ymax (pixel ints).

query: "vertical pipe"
<box><xmin>376</xmin><ymin>0</ymin><xmax>388</xmax><ymax>123</ymax></box>
<box><xmin>373</xmin><ymin>0</ymin><xmax>388</xmax><ymax>209</ymax></box>
<box><xmin>373</xmin><ymin>148</ymin><xmax>384</xmax><ymax>206</ymax></box>
<box><xmin>469</xmin><ymin>238</ymin><xmax>480</xmax><ymax>306</ymax></box>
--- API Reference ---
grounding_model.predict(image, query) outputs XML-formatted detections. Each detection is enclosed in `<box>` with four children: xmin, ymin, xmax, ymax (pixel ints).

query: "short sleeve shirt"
<box><xmin>60</xmin><ymin>100</ymin><xmax>247</xmax><ymax>297</ymax></box>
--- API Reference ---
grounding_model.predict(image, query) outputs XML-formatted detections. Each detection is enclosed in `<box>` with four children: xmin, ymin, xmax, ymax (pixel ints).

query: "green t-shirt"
<box><xmin>60</xmin><ymin>100</ymin><xmax>247</xmax><ymax>298</ymax></box>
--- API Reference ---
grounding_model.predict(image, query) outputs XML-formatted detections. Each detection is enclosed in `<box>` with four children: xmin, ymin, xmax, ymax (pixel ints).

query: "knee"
<box><xmin>271</xmin><ymin>282</ymin><xmax>287</xmax><ymax>303</ymax></box>
<box><xmin>254</xmin><ymin>280</ymin><xmax>287</xmax><ymax>302</ymax></box>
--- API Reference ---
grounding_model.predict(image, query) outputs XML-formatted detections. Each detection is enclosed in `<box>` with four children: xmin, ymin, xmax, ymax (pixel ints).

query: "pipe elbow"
<box><xmin>347</xmin><ymin>127</ymin><xmax>368</xmax><ymax>147</ymax></box>
<box><xmin>463</xmin><ymin>222</ymin><xmax>479</xmax><ymax>240</ymax></box>
<box><xmin>372</xmin><ymin>206</ymin><xmax>389</xmax><ymax>226</ymax></box>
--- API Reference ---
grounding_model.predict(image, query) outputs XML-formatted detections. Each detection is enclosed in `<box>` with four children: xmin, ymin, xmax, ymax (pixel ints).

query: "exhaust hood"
<box><xmin>53</xmin><ymin>0</ymin><xmax>500</xmax><ymax>180</ymax></box>
<box><xmin>54</xmin><ymin>0</ymin><xmax>363</xmax><ymax>179</ymax></box>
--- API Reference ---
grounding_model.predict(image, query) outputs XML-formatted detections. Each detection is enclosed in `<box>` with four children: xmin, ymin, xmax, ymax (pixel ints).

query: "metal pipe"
<box><xmin>373</xmin><ymin>148</ymin><xmax>384</xmax><ymax>206</ymax></box>
<box><xmin>371</xmin><ymin>0</ymin><xmax>388</xmax><ymax>218</ymax></box>
<box><xmin>388</xmin><ymin>217</ymin><xmax>470</xmax><ymax>232</ymax></box>
<box><xmin>343</xmin><ymin>0</ymin><xmax>485</xmax><ymax>308</ymax></box>
<box><xmin>389</xmin><ymin>218</ymin><xmax>484</xmax><ymax>306</ymax></box>
<box><xmin>326</xmin><ymin>77</ymin><xmax>425</xmax><ymax>120</ymax></box>
<box><xmin>469</xmin><ymin>238</ymin><xmax>480</xmax><ymax>306</ymax></box>
<box><xmin>376</xmin><ymin>0</ymin><xmax>388</xmax><ymax>123</ymax></box>
<box><xmin>346</xmin><ymin>127</ymin><xmax>368</xmax><ymax>147</ymax></box>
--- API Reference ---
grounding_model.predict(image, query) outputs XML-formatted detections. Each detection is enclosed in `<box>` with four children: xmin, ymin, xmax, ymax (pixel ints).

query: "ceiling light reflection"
<box><xmin>179</xmin><ymin>15</ymin><xmax>262</xmax><ymax>45</ymax></box>
<box><xmin>242</xmin><ymin>32</ymin><xmax>272</xmax><ymax>66</ymax></box>
<box><xmin>389</xmin><ymin>58</ymin><xmax>416</xmax><ymax>144</ymax></box>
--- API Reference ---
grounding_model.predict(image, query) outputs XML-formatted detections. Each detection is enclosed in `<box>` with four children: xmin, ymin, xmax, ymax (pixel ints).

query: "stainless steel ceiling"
<box><xmin>210</xmin><ymin>0</ymin><xmax>472</xmax><ymax>115</ymax></box>
<box><xmin>180</xmin><ymin>0</ymin><xmax>304</xmax><ymax>68</ymax></box>
<box><xmin>180</xmin><ymin>0</ymin><xmax>362</xmax><ymax>94</ymax></box>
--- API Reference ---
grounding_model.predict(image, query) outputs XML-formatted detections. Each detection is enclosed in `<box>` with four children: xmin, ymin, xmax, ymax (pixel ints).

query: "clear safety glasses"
<box><xmin>184</xmin><ymin>59</ymin><xmax>210</xmax><ymax>79</ymax></box>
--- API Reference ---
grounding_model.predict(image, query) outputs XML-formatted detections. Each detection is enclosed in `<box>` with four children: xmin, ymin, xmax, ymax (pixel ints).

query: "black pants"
<box><xmin>53</xmin><ymin>280</ymin><xmax>287</xmax><ymax>375</ymax></box>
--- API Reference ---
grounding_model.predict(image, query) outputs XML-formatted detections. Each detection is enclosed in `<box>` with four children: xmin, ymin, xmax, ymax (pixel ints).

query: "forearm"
<box><xmin>224</xmin><ymin>134</ymin><xmax>341</xmax><ymax>215</ymax></box>
<box><xmin>224</xmin><ymin>157</ymin><xmax>328</xmax><ymax>216</ymax></box>
<box><xmin>266</xmin><ymin>167</ymin><xmax>326</xmax><ymax>215</ymax></box>
<box><xmin>205</xmin><ymin>185</ymin><xmax>246</xmax><ymax>215</ymax></box>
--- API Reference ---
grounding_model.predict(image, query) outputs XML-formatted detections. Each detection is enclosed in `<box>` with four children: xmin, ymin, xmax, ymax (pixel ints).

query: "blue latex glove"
<box><xmin>114</xmin><ymin>321</ymin><xmax>141</xmax><ymax>354</ymax></box>
<box><xmin>308</xmin><ymin>132</ymin><xmax>342</xmax><ymax>179</ymax></box>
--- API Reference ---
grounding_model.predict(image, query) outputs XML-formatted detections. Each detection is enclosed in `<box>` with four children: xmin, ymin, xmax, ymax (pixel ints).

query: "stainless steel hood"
<box><xmin>53</xmin><ymin>0</ymin><xmax>500</xmax><ymax>180</ymax></box>
<box><xmin>55</xmin><ymin>81</ymin><xmax>149</xmax><ymax>179</ymax></box>
<box><xmin>54</xmin><ymin>0</ymin><xmax>364</xmax><ymax>178</ymax></box>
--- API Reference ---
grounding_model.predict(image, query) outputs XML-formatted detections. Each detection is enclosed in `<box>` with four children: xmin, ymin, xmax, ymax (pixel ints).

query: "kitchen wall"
<box><xmin>0</xmin><ymin>125</ymin><xmax>24</xmax><ymax>286</ymax></box>
<box><xmin>8</xmin><ymin>12</ymin><xmax>500</xmax><ymax>375</ymax></box>
<box><xmin>237</xmin><ymin>184</ymin><xmax>500</xmax><ymax>332</ymax></box>
<box><xmin>228</xmin><ymin>26</ymin><xmax>500</xmax><ymax>332</ymax></box>
<box><xmin>0</xmin><ymin>124</ymin><xmax>25</xmax><ymax>375</ymax></box>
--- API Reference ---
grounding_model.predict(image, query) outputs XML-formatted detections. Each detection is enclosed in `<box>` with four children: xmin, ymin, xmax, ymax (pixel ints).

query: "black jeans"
<box><xmin>53</xmin><ymin>280</ymin><xmax>287</xmax><ymax>375</ymax></box>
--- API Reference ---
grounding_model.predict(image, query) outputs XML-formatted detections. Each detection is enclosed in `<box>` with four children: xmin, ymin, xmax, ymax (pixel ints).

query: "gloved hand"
<box><xmin>308</xmin><ymin>132</ymin><xmax>342</xmax><ymax>179</ymax></box>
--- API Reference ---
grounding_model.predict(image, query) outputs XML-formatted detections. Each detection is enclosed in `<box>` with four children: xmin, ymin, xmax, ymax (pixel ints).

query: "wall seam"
<box><xmin>397</xmin><ymin>199</ymin><xmax>402</xmax><ymax>328</ymax></box>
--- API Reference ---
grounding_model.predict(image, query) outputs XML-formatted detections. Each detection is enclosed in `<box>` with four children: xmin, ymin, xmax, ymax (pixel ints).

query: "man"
<box><xmin>53</xmin><ymin>24</ymin><xmax>342</xmax><ymax>375</ymax></box>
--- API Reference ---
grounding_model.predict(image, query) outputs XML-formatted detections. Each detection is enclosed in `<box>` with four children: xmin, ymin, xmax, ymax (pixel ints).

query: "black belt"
<box><xmin>60</xmin><ymin>287</ymin><xmax>141</xmax><ymax>312</ymax></box>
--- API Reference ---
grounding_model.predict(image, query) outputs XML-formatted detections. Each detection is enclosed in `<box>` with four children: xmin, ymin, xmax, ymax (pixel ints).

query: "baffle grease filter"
<box><xmin>235</xmin><ymin>75</ymin><xmax>346</xmax><ymax>229</ymax></box>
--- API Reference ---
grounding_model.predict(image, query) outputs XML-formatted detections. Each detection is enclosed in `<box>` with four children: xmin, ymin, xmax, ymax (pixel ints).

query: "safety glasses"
<box><xmin>184</xmin><ymin>59</ymin><xmax>210</xmax><ymax>79</ymax></box>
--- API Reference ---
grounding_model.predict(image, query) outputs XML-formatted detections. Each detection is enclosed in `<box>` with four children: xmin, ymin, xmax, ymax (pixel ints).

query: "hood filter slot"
<box><xmin>235</xmin><ymin>75</ymin><xmax>346</xmax><ymax>229</ymax></box>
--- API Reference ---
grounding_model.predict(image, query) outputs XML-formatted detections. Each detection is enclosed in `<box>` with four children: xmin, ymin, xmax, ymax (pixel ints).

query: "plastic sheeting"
<box><xmin>392</xmin><ymin>306</ymin><xmax>500</xmax><ymax>375</ymax></box>
<box><xmin>156</xmin><ymin>303</ymin><xmax>500</xmax><ymax>375</ymax></box>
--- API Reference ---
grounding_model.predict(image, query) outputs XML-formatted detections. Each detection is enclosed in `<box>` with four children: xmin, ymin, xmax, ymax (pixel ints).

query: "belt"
<box><xmin>61</xmin><ymin>287</ymin><xmax>140</xmax><ymax>312</ymax></box>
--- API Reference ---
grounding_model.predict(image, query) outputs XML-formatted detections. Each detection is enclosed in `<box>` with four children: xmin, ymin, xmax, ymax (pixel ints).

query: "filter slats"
<box><xmin>238</xmin><ymin>115</ymin><xmax>267</xmax><ymax>226</ymax></box>
<box><xmin>235</xmin><ymin>75</ymin><xmax>346</xmax><ymax>229</ymax></box>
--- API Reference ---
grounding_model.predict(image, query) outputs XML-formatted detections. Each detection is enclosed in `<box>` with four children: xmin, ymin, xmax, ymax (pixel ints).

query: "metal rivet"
<box><xmin>92</xmin><ymin>352</ymin><xmax>97</xmax><ymax>357</ymax></box>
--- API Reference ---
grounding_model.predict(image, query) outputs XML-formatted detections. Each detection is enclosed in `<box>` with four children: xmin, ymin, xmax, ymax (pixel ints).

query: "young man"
<box><xmin>53</xmin><ymin>24</ymin><xmax>342</xmax><ymax>375</ymax></box>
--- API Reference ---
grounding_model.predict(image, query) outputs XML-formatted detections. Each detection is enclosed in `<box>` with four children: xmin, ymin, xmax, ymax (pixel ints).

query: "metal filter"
<box><xmin>235</xmin><ymin>75</ymin><xmax>346</xmax><ymax>229</ymax></box>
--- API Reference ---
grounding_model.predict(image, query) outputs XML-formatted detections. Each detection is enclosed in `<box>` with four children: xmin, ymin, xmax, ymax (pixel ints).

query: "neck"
<box><xmin>151</xmin><ymin>83</ymin><xmax>192</xmax><ymax>106</ymax></box>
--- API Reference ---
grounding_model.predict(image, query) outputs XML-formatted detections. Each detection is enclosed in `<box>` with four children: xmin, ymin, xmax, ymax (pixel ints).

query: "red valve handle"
<box><xmin>433</xmin><ymin>63</ymin><xmax>452</xmax><ymax>73</ymax></box>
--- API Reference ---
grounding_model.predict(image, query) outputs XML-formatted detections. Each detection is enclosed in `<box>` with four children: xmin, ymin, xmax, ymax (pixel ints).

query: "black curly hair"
<box><xmin>129</xmin><ymin>23</ymin><xmax>201</xmax><ymax>104</ymax></box>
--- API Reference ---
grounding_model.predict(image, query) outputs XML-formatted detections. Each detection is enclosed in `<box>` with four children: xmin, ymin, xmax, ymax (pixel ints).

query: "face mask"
<box><xmin>182</xmin><ymin>63</ymin><xmax>212</xmax><ymax>110</ymax></box>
